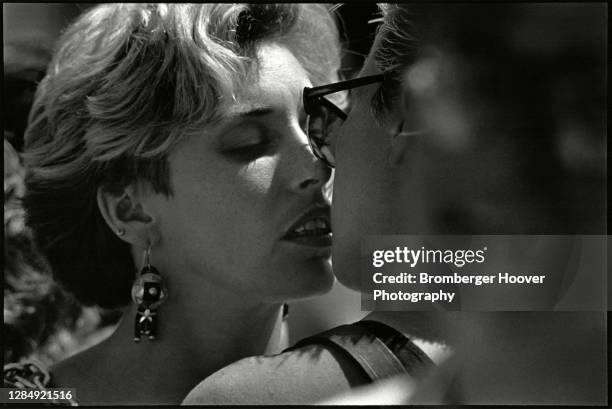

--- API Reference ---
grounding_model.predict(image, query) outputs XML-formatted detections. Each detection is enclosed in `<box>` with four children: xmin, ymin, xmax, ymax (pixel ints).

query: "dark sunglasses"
<box><xmin>303</xmin><ymin>73</ymin><xmax>385</xmax><ymax>168</ymax></box>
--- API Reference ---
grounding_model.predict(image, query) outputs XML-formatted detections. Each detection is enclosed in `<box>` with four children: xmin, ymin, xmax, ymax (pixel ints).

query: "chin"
<box><xmin>298</xmin><ymin>259</ymin><xmax>334</xmax><ymax>298</ymax></box>
<box><xmin>262</xmin><ymin>259</ymin><xmax>334</xmax><ymax>302</ymax></box>
<box><xmin>333</xmin><ymin>268</ymin><xmax>362</xmax><ymax>292</ymax></box>
<box><xmin>293</xmin><ymin>259</ymin><xmax>335</xmax><ymax>299</ymax></box>
<box><xmin>331</xmin><ymin>242</ymin><xmax>363</xmax><ymax>292</ymax></box>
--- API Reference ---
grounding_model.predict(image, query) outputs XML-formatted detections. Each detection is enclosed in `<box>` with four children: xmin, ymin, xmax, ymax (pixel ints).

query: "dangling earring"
<box><xmin>131</xmin><ymin>243</ymin><xmax>168</xmax><ymax>342</ymax></box>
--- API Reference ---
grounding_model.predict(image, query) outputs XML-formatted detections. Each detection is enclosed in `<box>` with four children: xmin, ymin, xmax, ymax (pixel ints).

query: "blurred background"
<box><xmin>4</xmin><ymin>3</ymin><xmax>115</xmax><ymax>367</ymax></box>
<box><xmin>3</xmin><ymin>3</ymin><xmax>379</xmax><ymax>367</ymax></box>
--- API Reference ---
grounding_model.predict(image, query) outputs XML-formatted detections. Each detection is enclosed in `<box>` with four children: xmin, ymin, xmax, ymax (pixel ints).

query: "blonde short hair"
<box><xmin>23</xmin><ymin>4</ymin><xmax>342</xmax><ymax>308</ymax></box>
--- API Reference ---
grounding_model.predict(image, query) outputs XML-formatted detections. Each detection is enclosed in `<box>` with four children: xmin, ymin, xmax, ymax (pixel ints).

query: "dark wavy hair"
<box><xmin>22</xmin><ymin>4</ymin><xmax>342</xmax><ymax>309</ymax></box>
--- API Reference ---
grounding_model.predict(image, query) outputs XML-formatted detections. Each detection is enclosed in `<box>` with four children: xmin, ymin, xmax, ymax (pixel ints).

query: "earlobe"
<box><xmin>96</xmin><ymin>185</ymin><xmax>156</xmax><ymax>245</ymax></box>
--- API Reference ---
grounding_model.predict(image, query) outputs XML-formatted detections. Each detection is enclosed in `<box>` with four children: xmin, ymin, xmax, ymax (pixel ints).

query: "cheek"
<box><xmin>163</xmin><ymin>157</ymin><xmax>283</xmax><ymax>284</ymax></box>
<box><xmin>331</xmin><ymin>110</ymin><xmax>385</xmax><ymax>284</ymax></box>
<box><xmin>166</xmin><ymin>155</ymin><xmax>279</xmax><ymax>254</ymax></box>
<box><xmin>236</xmin><ymin>156</ymin><xmax>277</xmax><ymax>195</ymax></box>
<box><xmin>334</xmin><ymin>114</ymin><xmax>397</xmax><ymax>225</ymax></box>
<box><xmin>334</xmin><ymin>109</ymin><xmax>376</xmax><ymax>194</ymax></box>
<box><xmin>175</xmin><ymin>155</ymin><xmax>278</xmax><ymax>213</ymax></box>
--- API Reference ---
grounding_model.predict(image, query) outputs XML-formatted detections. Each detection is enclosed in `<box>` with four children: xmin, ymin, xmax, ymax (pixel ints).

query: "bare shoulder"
<box><xmin>182</xmin><ymin>343</ymin><xmax>369</xmax><ymax>405</ymax></box>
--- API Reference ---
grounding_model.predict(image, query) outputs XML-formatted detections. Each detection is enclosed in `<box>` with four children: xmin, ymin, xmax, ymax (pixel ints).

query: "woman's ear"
<box><xmin>96</xmin><ymin>184</ymin><xmax>156</xmax><ymax>246</ymax></box>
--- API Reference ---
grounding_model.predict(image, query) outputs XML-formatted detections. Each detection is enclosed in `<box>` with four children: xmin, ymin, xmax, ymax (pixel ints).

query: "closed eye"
<box><xmin>222</xmin><ymin>141</ymin><xmax>272</xmax><ymax>161</ymax></box>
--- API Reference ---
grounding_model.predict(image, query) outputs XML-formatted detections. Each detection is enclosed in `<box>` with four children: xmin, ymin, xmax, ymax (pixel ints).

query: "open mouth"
<box><xmin>283</xmin><ymin>207</ymin><xmax>332</xmax><ymax>247</ymax></box>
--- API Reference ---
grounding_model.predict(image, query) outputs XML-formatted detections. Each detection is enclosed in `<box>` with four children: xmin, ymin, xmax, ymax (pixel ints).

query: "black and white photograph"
<box><xmin>3</xmin><ymin>3</ymin><xmax>608</xmax><ymax>406</ymax></box>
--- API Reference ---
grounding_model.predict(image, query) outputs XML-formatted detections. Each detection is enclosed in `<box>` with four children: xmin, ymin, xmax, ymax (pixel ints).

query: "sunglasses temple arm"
<box><xmin>319</xmin><ymin>97</ymin><xmax>347</xmax><ymax>120</ymax></box>
<box><xmin>306</xmin><ymin>73</ymin><xmax>386</xmax><ymax>99</ymax></box>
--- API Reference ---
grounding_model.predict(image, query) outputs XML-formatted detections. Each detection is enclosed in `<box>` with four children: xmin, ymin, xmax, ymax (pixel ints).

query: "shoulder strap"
<box><xmin>287</xmin><ymin>321</ymin><xmax>433</xmax><ymax>382</ymax></box>
<box><xmin>355</xmin><ymin>320</ymin><xmax>435</xmax><ymax>378</ymax></box>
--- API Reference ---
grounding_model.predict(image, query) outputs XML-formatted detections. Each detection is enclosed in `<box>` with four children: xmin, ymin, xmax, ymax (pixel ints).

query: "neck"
<box><xmin>73</xmin><ymin>274</ymin><xmax>284</xmax><ymax>405</ymax></box>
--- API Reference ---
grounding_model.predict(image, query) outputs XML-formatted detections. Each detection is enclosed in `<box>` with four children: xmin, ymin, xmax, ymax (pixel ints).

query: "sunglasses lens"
<box><xmin>306</xmin><ymin>101</ymin><xmax>344</xmax><ymax>167</ymax></box>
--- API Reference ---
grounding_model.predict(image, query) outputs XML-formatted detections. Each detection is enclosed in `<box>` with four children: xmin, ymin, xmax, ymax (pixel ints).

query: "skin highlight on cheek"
<box><xmin>239</xmin><ymin>156</ymin><xmax>277</xmax><ymax>194</ymax></box>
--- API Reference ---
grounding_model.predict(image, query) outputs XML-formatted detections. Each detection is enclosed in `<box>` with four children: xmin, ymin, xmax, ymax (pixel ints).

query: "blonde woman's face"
<box><xmin>148</xmin><ymin>43</ymin><xmax>334</xmax><ymax>301</ymax></box>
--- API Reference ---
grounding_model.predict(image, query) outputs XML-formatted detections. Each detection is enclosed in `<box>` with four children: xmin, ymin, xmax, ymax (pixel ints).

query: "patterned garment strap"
<box><xmin>354</xmin><ymin>320</ymin><xmax>436</xmax><ymax>378</ymax></box>
<box><xmin>4</xmin><ymin>360</ymin><xmax>51</xmax><ymax>389</ymax></box>
<box><xmin>286</xmin><ymin>319</ymin><xmax>438</xmax><ymax>384</ymax></box>
<box><xmin>288</xmin><ymin>322</ymin><xmax>424</xmax><ymax>382</ymax></box>
<box><xmin>3</xmin><ymin>359</ymin><xmax>78</xmax><ymax>406</ymax></box>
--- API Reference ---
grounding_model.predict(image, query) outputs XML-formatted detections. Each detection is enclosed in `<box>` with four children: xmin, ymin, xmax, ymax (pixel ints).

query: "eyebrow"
<box><xmin>224</xmin><ymin>107</ymin><xmax>274</xmax><ymax>120</ymax></box>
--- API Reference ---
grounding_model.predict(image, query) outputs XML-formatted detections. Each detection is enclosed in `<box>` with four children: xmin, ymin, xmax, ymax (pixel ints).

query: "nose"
<box><xmin>284</xmin><ymin>128</ymin><xmax>332</xmax><ymax>194</ymax></box>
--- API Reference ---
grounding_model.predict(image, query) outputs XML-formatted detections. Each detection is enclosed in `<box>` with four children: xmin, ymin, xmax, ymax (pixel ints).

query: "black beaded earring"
<box><xmin>131</xmin><ymin>244</ymin><xmax>168</xmax><ymax>342</ymax></box>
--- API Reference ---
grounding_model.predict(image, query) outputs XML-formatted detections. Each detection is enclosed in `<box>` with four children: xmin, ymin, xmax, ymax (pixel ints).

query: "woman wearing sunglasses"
<box><xmin>4</xmin><ymin>4</ymin><xmax>341</xmax><ymax>405</ymax></box>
